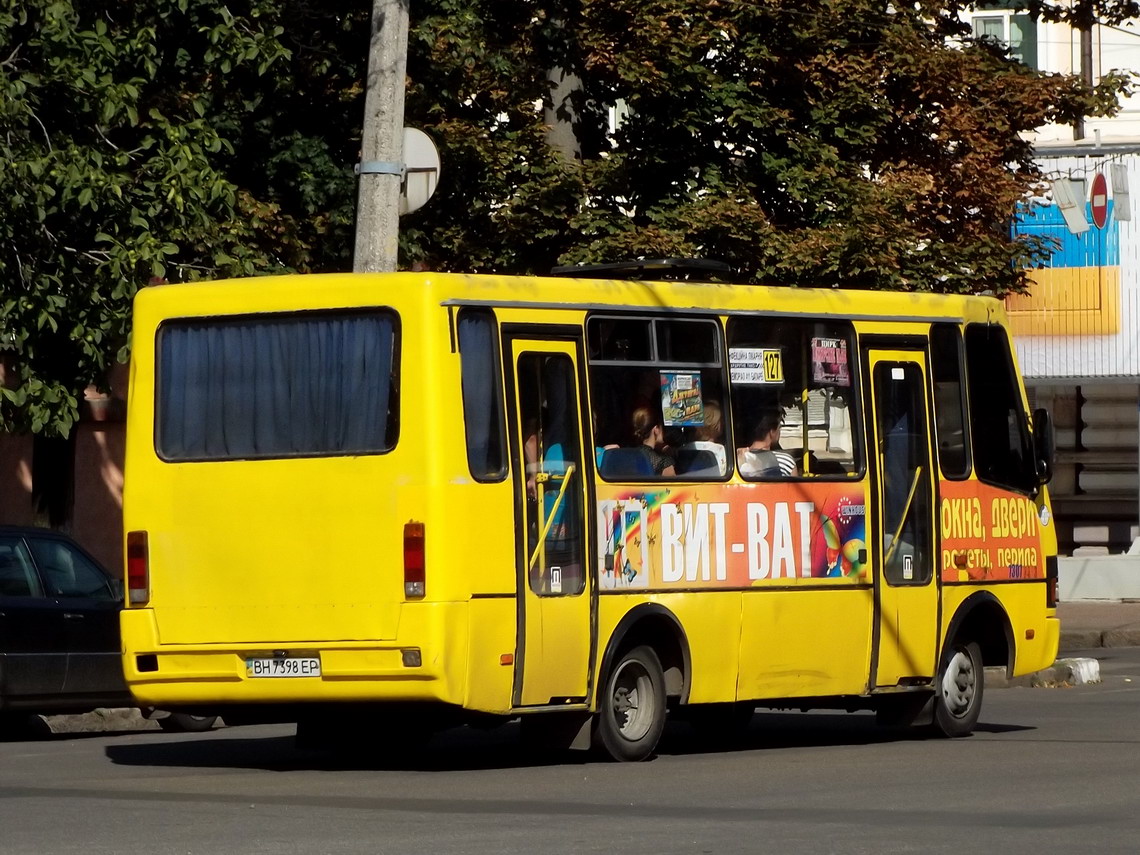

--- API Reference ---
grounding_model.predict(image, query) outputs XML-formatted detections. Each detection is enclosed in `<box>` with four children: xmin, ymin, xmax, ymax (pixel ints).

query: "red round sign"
<box><xmin>1091</xmin><ymin>172</ymin><xmax>1108</xmax><ymax>229</ymax></box>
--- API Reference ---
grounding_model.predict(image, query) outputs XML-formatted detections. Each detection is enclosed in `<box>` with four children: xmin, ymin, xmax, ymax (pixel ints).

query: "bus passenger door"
<box><xmin>507</xmin><ymin>338</ymin><xmax>593</xmax><ymax>708</ymax></box>
<box><xmin>865</xmin><ymin>349</ymin><xmax>939</xmax><ymax>688</ymax></box>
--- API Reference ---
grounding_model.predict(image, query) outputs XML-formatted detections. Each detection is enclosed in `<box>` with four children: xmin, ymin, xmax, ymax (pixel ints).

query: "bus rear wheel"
<box><xmin>933</xmin><ymin>640</ymin><xmax>984</xmax><ymax>737</ymax></box>
<box><xmin>158</xmin><ymin>713</ymin><xmax>218</xmax><ymax>733</ymax></box>
<box><xmin>594</xmin><ymin>645</ymin><xmax>666</xmax><ymax>762</ymax></box>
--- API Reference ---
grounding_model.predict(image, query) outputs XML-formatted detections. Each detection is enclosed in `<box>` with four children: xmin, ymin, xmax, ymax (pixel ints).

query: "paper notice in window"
<box><xmin>660</xmin><ymin>371</ymin><xmax>705</xmax><ymax>426</ymax></box>
<box><xmin>811</xmin><ymin>337</ymin><xmax>850</xmax><ymax>386</ymax></box>
<box><xmin>729</xmin><ymin>347</ymin><xmax>783</xmax><ymax>385</ymax></box>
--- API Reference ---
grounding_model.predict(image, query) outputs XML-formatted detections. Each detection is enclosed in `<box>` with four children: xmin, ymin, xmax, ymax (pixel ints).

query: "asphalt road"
<box><xmin>3</xmin><ymin>651</ymin><xmax>1140</xmax><ymax>855</ymax></box>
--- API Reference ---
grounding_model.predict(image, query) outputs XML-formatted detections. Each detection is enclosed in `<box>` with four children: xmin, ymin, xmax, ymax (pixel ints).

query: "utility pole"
<box><xmin>354</xmin><ymin>0</ymin><xmax>409</xmax><ymax>273</ymax></box>
<box><xmin>1074</xmin><ymin>3</ymin><xmax>1095</xmax><ymax>141</ymax></box>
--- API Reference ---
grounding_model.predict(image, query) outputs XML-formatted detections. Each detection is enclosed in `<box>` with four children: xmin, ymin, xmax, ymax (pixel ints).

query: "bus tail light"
<box><xmin>126</xmin><ymin>530</ymin><xmax>150</xmax><ymax>605</ymax></box>
<box><xmin>1045</xmin><ymin>555</ymin><xmax>1058</xmax><ymax>609</ymax></box>
<box><xmin>404</xmin><ymin>521</ymin><xmax>425</xmax><ymax>599</ymax></box>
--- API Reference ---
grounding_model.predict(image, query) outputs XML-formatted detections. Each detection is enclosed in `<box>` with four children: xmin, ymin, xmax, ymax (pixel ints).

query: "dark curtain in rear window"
<box><xmin>158</xmin><ymin>311</ymin><xmax>398</xmax><ymax>460</ymax></box>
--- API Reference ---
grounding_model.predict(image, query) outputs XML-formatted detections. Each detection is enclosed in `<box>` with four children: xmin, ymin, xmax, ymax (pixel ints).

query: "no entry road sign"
<box><xmin>1091</xmin><ymin>172</ymin><xmax>1108</xmax><ymax>229</ymax></box>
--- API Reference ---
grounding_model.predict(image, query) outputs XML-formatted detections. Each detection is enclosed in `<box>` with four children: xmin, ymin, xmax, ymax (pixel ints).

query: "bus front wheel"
<box><xmin>594</xmin><ymin>645</ymin><xmax>666</xmax><ymax>762</ymax></box>
<box><xmin>933</xmin><ymin>640</ymin><xmax>984</xmax><ymax>737</ymax></box>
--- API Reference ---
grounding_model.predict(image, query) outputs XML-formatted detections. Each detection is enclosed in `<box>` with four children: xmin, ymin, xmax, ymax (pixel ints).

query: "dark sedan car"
<box><xmin>0</xmin><ymin>526</ymin><xmax>214</xmax><ymax>734</ymax></box>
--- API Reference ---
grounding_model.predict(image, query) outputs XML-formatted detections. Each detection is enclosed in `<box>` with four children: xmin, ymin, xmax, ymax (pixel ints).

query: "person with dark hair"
<box><xmin>737</xmin><ymin>409</ymin><xmax>798</xmax><ymax>477</ymax></box>
<box><xmin>630</xmin><ymin>405</ymin><xmax>676</xmax><ymax>477</ymax></box>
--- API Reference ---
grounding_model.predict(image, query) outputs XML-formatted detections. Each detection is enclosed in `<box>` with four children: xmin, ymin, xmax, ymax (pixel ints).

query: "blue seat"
<box><xmin>675</xmin><ymin>448</ymin><xmax>719</xmax><ymax>476</ymax></box>
<box><xmin>599</xmin><ymin>448</ymin><xmax>655</xmax><ymax>479</ymax></box>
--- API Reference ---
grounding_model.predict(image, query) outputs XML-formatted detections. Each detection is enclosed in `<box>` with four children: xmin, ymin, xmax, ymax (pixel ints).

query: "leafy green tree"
<box><xmin>399</xmin><ymin>2</ymin><xmax>584</xmax><ymax>272</ymax></box>
<box><xmin>1</xmin><ymin>0</ymin><xmax>1132</xmax><ymax>438</ymax></box>
<box><xmin>554</xmin><ymin>0</ymin><xmax>1129</xmax><ymax>290</ymax></box>
<box><xmin>0</xmin><ymin>0</ymin><xmax>580</xmax><ymax>437</ymax></box>
<box><xmin>0</xmin><ymin>1</ymin><xmax>297</xmax><ymax>436</ymax></box>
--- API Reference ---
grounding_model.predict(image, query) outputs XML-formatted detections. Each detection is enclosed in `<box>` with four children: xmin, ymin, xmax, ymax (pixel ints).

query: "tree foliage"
<box><xmin>0</xmin><ymin>0</ymin><xmax>1133</xmax><ymax>436</ymax></box>
<box><xmin>554</xmin><ymin>1</ymin><xmax>1128</xmax><ymax>289</ymax></box>
<box><xmin>1</xmin><ymin>1</ymin><xmax>297</xmax><ymax>435</ymax></box>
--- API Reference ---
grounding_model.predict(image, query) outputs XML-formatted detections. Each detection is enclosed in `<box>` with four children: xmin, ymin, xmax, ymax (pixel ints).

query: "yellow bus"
<box><xmin>120</xmin><ymin>263</ymin><xmax>1059</xmax><ymax>760</ymax></box>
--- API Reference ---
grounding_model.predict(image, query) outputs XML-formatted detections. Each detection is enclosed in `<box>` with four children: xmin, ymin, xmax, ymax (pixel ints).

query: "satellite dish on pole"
<box><xmin>400</xmin><ymin>128</ymin><xmax>440</xmax><ymax>216</ymax></box>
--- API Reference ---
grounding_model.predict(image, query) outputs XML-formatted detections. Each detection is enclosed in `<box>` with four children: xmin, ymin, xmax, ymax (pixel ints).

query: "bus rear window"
<box><xmin>157</xmin><ymin>310</ymin><xmax>399</xmax><ymax>461</ymax></box>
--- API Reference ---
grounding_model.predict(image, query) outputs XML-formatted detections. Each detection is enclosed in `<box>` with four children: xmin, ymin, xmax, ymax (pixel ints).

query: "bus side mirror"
<box><xmin>1033</xmin><ymin>407</ymin><xmax>1055</xmax><ymax>486</ymax></box>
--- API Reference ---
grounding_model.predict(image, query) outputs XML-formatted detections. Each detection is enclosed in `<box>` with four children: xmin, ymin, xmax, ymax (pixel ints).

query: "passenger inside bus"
<box><xmin>629</xmin><ymin>405</ymin><xmax>676</xmax><ymax>477</ymax></box>
<box><xmin>676</xmin><ymin>399</ymin><xmax>727</xmax><ymax>476</ymax></box>
<box><xmin>737</xmin><ymin>409</ymin><xmax>799</xmax><ymax>478</ymax></box>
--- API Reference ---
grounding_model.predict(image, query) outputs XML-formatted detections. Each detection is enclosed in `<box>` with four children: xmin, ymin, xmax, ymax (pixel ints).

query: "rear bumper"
<box><xmin>121</xmin><ymin>602</ymin><xmax>468</xmax><ymax>707</ymax></box>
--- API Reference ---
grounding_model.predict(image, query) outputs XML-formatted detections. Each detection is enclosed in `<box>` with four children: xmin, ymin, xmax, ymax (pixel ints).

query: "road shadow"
<box><xmin>0</xmin><ymin>714</ymin><xmax>54</xmax><ymax>741</ymax></box>
<box><xmin>102</xmin><ymin>710</ymin><xmax>1036</xmax><ymax>773</ymax></box>
<box><xmin>105</xmin><ymin>722</ymin><xmax>589</xmax><ymax>773</ymax></box>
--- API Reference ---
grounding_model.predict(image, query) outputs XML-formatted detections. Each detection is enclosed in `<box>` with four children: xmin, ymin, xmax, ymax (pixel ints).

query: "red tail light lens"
<box><xmin>404</xmin><ymin>521</ymin><xmax>425</xmax><ymax>598</ymax></box>
<box><xmin>126</xmin><ymin>530</ymin><xmax>150</xmax><ymax>605</ymax></box>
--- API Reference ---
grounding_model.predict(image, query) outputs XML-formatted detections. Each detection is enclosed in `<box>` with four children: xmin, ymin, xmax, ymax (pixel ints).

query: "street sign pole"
<box><xmin>354</xmin><ymin>0</ymin><xmax>409</xmax><ymax>273</ymax></box>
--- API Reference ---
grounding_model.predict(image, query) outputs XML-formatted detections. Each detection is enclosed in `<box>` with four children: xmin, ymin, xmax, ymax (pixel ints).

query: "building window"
<box><xmin>972</xmin><ymin>5</ymin><xmax>1038</xmax><ymax>68</ymax></box>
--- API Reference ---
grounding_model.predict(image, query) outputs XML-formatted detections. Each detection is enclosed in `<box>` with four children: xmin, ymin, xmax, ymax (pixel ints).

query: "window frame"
<box><xmin>963</xmin><ymin>323</ymin><xmax>1038</xmax><ymax>496</ymax></box>
<box><xmin>25</xmin><ymin>535</ymin><xmax>117</xmax><ymax>601</ymax></box>
<box><xmin>154</xmin><ymin>307</ymin><xmax>401</xmax><ymax>463</ymax></box>
<box><xmin>929</xmin><ymin>323</ymin><xmax>972</xmax><ymax>481</ymax></box>
<box><xmin>587</xmin><ymin>313</ymin><xmax>730</xmax><ymax>483</ymax></box>
<box><xmin>725</xmin><ymin>314</ymin><xmax>865</xmax><ymax>482</ymax></box>
<box><xmin>457</xmin><ymin>307</ymin><xmax>509</xmax><ymax>483</ymax></box>
<box><xmin>970</xmin><ymin>7</ymin><xmax>1038</xmax><ymax>68</ymax></box>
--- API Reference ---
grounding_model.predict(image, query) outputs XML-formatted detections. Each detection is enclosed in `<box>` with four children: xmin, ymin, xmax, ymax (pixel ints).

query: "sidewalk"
<box><xmin>1058</xmin><ymin>600</ymin><xmax>1140</xmax><ymax>651</ymax></box>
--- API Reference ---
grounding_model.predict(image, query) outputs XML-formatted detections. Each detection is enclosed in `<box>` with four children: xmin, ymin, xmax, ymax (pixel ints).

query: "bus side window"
<box><xmin>964</xmin><ymin>324</ymin><xmax>1036</xmax><ymax>494</ymax></box>
<box><xmin>929</xmin><ymin>324</ymin><xmax>970</xmax><ymax>479</ymax></box>
<box><xmin>457</xmin><ymin>309</ymin><xmax>508</xmax><ymax>481</ymax></box>
<box><xmin>726</xmin><ymin>317</ymin><xmax>860</xmax><ymax>479</ymax></box>
<box><xmin>588</xmin><ymin>315</ymin><xmax>727</xmax><ymax>481</ymax></box>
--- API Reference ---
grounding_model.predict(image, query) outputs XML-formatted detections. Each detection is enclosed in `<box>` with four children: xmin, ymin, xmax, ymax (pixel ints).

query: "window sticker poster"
<box><xmin>598</xmin><ymin>498</ymin><xmax>650</xmax><ymax>589</ymax></box>
<box><xmin>729</xmin><ymin>347</ymin><xmax>783</xmax><ymax>385</ymax></box>
<box><xmin>660</xmin><ymin>371</ymin><xmax>704</xmax><ymax>426</ymax></box>
<box><xmin>811</xmin><ymin>337</ymin><xmax>850</xmax><ymax>386</ymax></box>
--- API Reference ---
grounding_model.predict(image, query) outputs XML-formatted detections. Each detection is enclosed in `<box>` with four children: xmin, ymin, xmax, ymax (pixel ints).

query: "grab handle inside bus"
<box><xmin>529</xmin><ymin>463</ymin><xmax>576</xmax><ymax>573</ymax></box>
<box><xmin>883</xmin><ymin>465</ymin><xmax>923</xmax><ymax>568</ymax></box>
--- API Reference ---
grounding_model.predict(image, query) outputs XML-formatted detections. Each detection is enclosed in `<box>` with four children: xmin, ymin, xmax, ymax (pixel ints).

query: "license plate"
<box><xmin>246</xmin><ymin>656</ymin><xmax>321</xmax><ymax>678</ymax></box>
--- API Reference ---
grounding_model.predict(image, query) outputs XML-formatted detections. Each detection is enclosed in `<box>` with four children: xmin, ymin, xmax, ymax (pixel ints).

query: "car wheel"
<box><xmin>158</xmin><ymin>713</ymin><xmax>218</xmax><ymax>733</ymax></box>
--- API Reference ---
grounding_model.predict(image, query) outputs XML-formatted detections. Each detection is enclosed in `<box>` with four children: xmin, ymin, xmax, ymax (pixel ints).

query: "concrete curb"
<box><xmin>42</xmin><ymin>708</ymin><xmax>158</xmax><ymax>734</ymax></box>
<box><xmin>1060</xmin><ymin>628</ymin><xmax>1140</xmax><ymax>652</ymax></box>
<box><xmin>986</xmin><ymin>657</ymin><xmax>1101</xmax><ymax>689</ymax></box>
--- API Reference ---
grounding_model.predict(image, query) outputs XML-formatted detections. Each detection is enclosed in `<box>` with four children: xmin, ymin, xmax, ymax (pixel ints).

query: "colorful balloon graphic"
<box><xmin>810</xmin><ymin>496</ymin><xmax>867</xmax><ymax>579</ymax></box>
<box><xmin>841</xmin><ymin>537</ymin><xmax>866</xmax><ymax>579</ymax></box>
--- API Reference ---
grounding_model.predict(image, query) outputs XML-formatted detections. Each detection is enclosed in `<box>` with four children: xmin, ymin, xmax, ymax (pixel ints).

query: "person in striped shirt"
<box><xmin>737</xmin><ymin>409</ymin><xmax>798</xmax><ymax>478</ymax></box>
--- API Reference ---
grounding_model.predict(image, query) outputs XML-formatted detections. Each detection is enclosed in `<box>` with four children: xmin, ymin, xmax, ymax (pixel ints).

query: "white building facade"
<box><xmin>965</xmin><ymin>4</ymin><xmax>1140</xmax><ymax>591</ymax></box>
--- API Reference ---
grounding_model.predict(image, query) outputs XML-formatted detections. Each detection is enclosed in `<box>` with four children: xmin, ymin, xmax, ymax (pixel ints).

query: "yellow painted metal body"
<box><xmin>121</xmin><ymin>272</ymin><xmax>1058</xmax><ymax>718</ymax></box>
